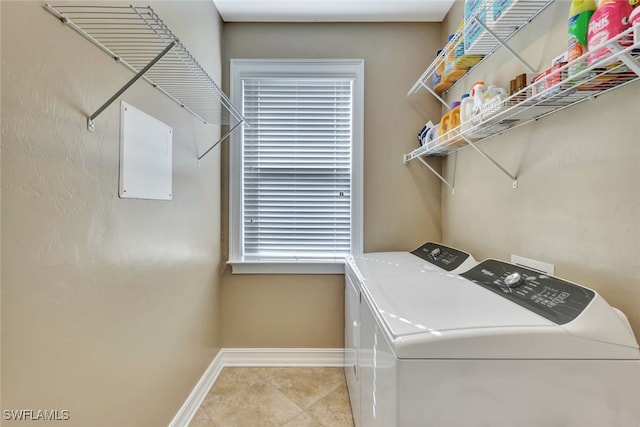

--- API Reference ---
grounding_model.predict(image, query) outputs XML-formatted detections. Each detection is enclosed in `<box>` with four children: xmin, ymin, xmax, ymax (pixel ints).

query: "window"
<box><xmin>229</xmin><ymin>59</ymin><xmax>364</xmax><ymax>274</ymax></box>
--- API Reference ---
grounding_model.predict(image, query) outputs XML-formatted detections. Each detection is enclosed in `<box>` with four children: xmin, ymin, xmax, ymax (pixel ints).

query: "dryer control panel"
<box><xmin>460</xmin><ymin>259</ymin><xmax>595</xmax><ymax>325</ymax></box>
<box><xmin>411</xmin><ymin>242</ymin><xmax>470</xmax><ymax>272</ymax></box>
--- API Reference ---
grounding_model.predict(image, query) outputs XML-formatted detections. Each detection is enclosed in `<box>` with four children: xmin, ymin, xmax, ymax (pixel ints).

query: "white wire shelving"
<box><xmin>44</xmin><ymin>3</ymin><xmax>246</xmax><ymax>160</ymax></box>
<box><xmin>407</xmin><ymin>0</ymin><xmax>553</xmax><ymax>99</ymax></box>
<box><xmin>406</xmin><ymin>25</ymin><xmax>640</xmax><ymax>157</ymax></box>
<box><xmin>405</xmin><ymin>14</ymin><xmax>640</xmax><ymax>191</ymax></box>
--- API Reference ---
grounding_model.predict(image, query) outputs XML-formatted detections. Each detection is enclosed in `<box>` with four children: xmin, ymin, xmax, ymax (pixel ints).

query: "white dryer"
<box><xmin>344</xmin><ymin>242</ymin><xmax>478</xmax><ymax>426</ymax></box>
<box><xmin>346</xmin><ymin>257</ymin><xmax>640</xmax><ymax>427</ymax></box>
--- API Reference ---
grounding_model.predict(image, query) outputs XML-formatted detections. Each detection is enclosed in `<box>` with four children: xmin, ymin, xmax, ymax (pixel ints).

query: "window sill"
<box><xmin>227</xmin><ymin>259</ymin><xmax>346</xmax><ymax>275</ymax></box>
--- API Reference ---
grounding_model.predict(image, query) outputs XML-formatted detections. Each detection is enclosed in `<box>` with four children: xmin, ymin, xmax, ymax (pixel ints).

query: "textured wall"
<box><xmin>440</xmin><ymin>2</ymin><xmax>640</xmax><ymax>339</ymax></box>
<box><xmin>0</xmin><ymin>0</ymin><xmax>3</xmax><ymax>413</ymax></box>
<box><xmin>220</xmin><ymin>22</ymin><xmax>443</xmax><ymax>348</ymax></box>
<box><xmin>2</xmin><ymin>2</ymin><xmax>224</xmax><ymax>425</ymax></box>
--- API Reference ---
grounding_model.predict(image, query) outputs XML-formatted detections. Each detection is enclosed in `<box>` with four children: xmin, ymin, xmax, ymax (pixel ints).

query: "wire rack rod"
<box><xmin>44</xmin><ymin>3</ymin><xmax>245</xmax><ymax>158</ymax></box>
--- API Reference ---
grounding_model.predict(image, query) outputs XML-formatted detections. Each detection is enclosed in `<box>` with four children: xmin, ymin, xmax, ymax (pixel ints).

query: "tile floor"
<box><xmin>189</xmin><ymin>367</ymin><xmax>355</xmax><ymax>427</ymax></box>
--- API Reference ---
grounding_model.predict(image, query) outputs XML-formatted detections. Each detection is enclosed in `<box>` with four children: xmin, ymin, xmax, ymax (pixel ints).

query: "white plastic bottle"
<box><xmin>460</xmin><ymin>93</ymin><xmax>474</xmax><ymax>134</ymax></box>
<box><xmin>470</xmin><ymin>81</ymin><xmax>487</xmax><ymax>124</ymax></box>
<box><xmin>482</xmin><ymin>85</ymin><xmax>508</xmax><ymax>120</ymax></box>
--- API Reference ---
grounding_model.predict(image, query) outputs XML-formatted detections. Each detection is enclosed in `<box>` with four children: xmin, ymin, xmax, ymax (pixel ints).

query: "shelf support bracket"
<box><xmin>606</xmin><ymin>42</ymin><xmax>640</xmax><ymax>77</ymax></box>
<box><xmin>473</xmin><ymin>16</ymin><xmax>536</xmax><ymax>74</ymax></box>
<box><xmin>416</xmin><ymin>157</ymin><xmax>455</xmax><ymax>194</ymax></box>
<box><xmin>422</xmin><ymin>82</ymin><xmax>450</xmax><ymax>109</ymax></box>
<box><xmin>460</xmin><ymin>134</ymin><xmax>518</xmax><ymax>189</ymax></box>
<box><xmin>87</xmin><ymin>41</ymin><xmax>176</xmax><ymax>132</ymax></box>
<box><xmin>197</xmin><ymin>119</ymin><xmax>245</xmax><ymax>161</ymax></box>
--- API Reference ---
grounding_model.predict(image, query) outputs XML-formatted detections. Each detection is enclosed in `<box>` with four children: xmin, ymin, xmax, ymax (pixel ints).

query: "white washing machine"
<box><xmin>345</xmin><ymin>256</ymin><xmax>640</xmax><ymax>427</ymax></box>
<box><xmin>344</xmin><ymin>242</ymin><xmax>478</xmax><ymax>426</ymax></box>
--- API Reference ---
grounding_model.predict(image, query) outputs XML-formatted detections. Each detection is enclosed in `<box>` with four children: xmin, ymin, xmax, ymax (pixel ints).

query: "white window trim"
<box><xmin>228</xmin><ymin>59</ymin><xmax>364</xmax><ymax>274</ymax></box>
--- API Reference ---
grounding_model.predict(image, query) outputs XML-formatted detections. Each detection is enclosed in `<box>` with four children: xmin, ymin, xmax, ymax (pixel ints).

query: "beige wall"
<box><xmin>0</xmin><ymin>0</ymin><xmax>3</xmax><ymax>413</ymax></box>
<box><xmin>220</xmin><ymin>22</ymin><xmax>443</xmax><ymax>348</ymax></box>
<box><xmin>2</xmin><ymin>2</ymin><xmax>224</xmax><ymax>426</ymax></box>
<box><xmin>440</xmin><ymin>2</ymin><xmax>640</xmax><ymax>338</ymax></box>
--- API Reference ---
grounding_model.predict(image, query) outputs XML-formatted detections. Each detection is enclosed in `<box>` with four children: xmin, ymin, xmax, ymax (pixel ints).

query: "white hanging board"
<box><xmin>119</xmin><ymin>101</ymin><xmax>173</xmax><ymax>200</ymax></box>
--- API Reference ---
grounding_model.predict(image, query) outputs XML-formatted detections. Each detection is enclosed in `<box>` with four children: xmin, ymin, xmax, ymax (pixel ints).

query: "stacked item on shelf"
<box><xmin>587</xmin><ymin>0</ymin><xmax>635</xmax><ymax>66</ymax></box>
<box><xmin>567</xmin><ymin>0</ymin><xmax>596</xmax><ymax>79</ymax></box>
<box><xmin>416</xmin><ymin>79</ymin><xmax>517</xmax><ymax>152</ymax></box>
<box><xmin>465</xmin><ymin>0</ymin><xmax>551</xmax><ymax>55</ymax></box>
<box><xmin>532</xmin><ymin>52</ymin><xmax>571</xmax><ymax>99</ymax></box>
<box><xmin>433</xmin><ymin>28</ymin><xmax>484</xmax><ymax>93</ymax></box>
<box><xmin>408</xmin><ymin>0</ymin><xmax>553</xmax><ymax>97</ymax></box>
<box><xmin>444</xmin><ymin>22</ymin><xmax>485</xmax><ymax>89</ymax></box>
<box><xmin>439</xmin><ymin>101</ymin><xmax>464</xmax><ymax>147</ymax></box>
<box><xmin>533</xmin><ymin>0</ymin><xmax>640</xmax><ymax>97</ymax></box>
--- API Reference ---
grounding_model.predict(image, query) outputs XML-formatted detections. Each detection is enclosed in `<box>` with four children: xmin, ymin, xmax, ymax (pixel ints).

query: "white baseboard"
<box><xmin>168</xmin><ymin>348</ymin><xmax>344</xmax><ymax>427</ymax></box>
<box><xmin>167</xmin><ymin>350</ymin><xmax>224</xmax><ymax>427</ymax></box>
<box><xmin>222</xmin><ymin>348</ymin><xmax>345</xmax><ymax>367</ymax></box>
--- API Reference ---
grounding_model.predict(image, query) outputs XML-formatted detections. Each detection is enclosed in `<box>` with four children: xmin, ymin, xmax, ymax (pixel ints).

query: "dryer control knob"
<box><xmin>504</xmin><ymin>272</ymin><xmax>523</xmax><ymax>287</ymax></box>
<box><xmin>430</xmin><ymin>248</ymin><xmax>442</xmax><ymax>259</ymax></box>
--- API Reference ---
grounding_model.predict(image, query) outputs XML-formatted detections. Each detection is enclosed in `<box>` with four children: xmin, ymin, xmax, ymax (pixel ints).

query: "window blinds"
<box><xmin>241</xmin><ymin>78</ymin><xmax>353</xmax><ymax>261</ymax></box>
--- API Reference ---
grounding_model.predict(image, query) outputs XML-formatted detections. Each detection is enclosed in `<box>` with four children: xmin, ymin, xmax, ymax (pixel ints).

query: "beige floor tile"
<box><xmin>188</xmin><ymin>407</ymin><xmax>214</xmax><ymax>427</ymax></box>
<box><xmin>281</xmin><ymin>411</ymin><xmax>324</xmax><ymax>427</ymax></box>
<box><xmin>264</xmin><ymin>367</ymin><xmax>347</xmax><ymax>409</ymax></box>
<box><xmin>207</xmin><ymin>367</ymin><xmax>266</xmax><ymax>391</ymax></box>
<box><xmin>307</xmin><ymin>382</ymin><xmax>355</xmax><ymax>427</ymax></box>
<box><xmin>190</xmin><ymin>367</ymin><xmax>353</xmax><ymax>427</ymax></box>
<box><xmin>202</xmin><ymin>382</ymin><xmax>303</xmax><ymax>427</ymax></box>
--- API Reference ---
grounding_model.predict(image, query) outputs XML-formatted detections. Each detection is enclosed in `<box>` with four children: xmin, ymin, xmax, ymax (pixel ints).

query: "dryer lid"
<box><xmin>350</xmin><ymin>252</ymin><xmax>440</xmax><ymax>280</ymax></box>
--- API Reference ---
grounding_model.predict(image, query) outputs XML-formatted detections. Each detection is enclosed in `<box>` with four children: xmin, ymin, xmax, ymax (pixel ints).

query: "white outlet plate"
<box><xmin>510</xmin><ymin>254</ymin><xmax>555</xmax><ymax>276</ymax></box>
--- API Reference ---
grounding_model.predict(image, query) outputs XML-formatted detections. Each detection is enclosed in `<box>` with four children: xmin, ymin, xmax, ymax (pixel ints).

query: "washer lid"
<box><xmin>349</xmin><ymin>252</ymin><xmax>440</xmax><ymax>280</ymax></box>
<box><xmin>364</xmin><ymin>271</ymin><xmax>553</xmax><ymax>339</ymax></box>
<box><xmin>349</xmin><ymin>242</ymin><xmax>477</xmax><ymax>280</ymax></box>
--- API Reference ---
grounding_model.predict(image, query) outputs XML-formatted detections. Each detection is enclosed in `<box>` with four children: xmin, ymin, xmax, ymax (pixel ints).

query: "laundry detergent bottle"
<box><xmin>568</xmin><ymin>0</ymin><xmax>597</xmax><ymax>77</ymax></box>
<box><xmin>448</xmin><ymin>101</ymin><xmax>462</xmax><ymax>130</ymax></box>
<box><xmin>587</xmin><ymin>0</ymin><xmax>634</xmax><ymax>67</ymax></box>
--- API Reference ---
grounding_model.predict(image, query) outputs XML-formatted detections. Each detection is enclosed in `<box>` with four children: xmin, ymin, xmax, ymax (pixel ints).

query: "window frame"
<box><xmin>228</xmin><ymin>59</ymin><xmax>364</xmax><ymax>274</ymax></box>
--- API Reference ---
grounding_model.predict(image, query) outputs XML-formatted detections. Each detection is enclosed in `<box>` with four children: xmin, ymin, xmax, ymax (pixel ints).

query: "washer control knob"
<box><xmin>430</xmin><ymin>248</ymin><xmax>442</xmax><ymax>259</ymax></box>
<box><xmin>504</xmin><ymin>272</ymin><xmax>523</xmax><ymax>287</ymax></box>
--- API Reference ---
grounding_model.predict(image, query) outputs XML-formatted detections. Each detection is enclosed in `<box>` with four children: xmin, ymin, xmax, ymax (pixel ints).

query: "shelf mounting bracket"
<box><xmin>606</xmin><ymin>42</ymin><xmax>640</xmax><ymax>77</ymax></box>
<box><xmin>422</xmin><ymin>82</ymin><xmax>450</xmax><ymax>109</ymax></box>
<box><xmin>87</xmin><ymin>41</ymin><xmax>176</xmax><ymax>132</ymax></box>
<box><xmin>415</xmin><ymin>157</ymin><xmax>455</xmax><ymax>194</ymax></box>
<box><xmin>473</xmin><ymin>16</ymin><xmax>536</xmax><ymax>74</ymax></box>
<box><xmin>460</xmin><ymin>134</ymin><xmax>518</xmax><ymax>189</ymax></box>
<box><xmin>197</xmin><ymin>119</ymin><xmax>245</xmax><ymax>161</ymax></box>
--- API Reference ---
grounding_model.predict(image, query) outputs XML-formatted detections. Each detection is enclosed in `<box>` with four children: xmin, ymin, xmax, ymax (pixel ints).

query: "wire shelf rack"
<box><xmin>407</xmin><ymin>0</ymin><xmax>553</xmax><ymax>98</ymax></box>
<box><xmin>44</xmin><ymin>3</ymin><xmax>246</xmax><ymax>159</ymax></box>
<box><xmin>404</xmin><ymin>25</ymin><xmax>640</xmax><ymax>163</ymax></box>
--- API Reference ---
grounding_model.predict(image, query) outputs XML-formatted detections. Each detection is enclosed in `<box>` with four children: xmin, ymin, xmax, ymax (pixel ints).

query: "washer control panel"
<box><xmin>411</xmin><ymin>242</ymin><xmax>470</xmax><ymax>272</ymax></box>
<box><xmin>460</xmin><ymin>259</ymin><xmax>595</xmax><ymax>325</ymax></box>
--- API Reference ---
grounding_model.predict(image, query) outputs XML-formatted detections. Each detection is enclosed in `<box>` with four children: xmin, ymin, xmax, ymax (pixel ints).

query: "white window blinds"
<box><xmin>241</xmin><ymin>78</ymin><xmax>354</xmax><ymax>261</ymax></box>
